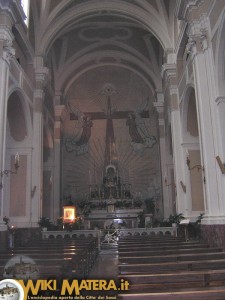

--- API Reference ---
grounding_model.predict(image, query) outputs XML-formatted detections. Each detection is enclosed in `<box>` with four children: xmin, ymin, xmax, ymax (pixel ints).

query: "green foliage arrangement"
<box><xmin>38</xmin><ymin>217</ymin><xmax>52</xmax><ymax>229</ymax></box>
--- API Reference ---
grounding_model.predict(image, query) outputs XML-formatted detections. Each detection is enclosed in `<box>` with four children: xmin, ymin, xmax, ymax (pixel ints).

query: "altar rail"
<box><xmin>42</xmin><ymin>229</ymin><xmax>100</xmax><ymax>240</ymax></box>
<box><xmin>42</xmin><ymin>227</ymin><xmax>177</xmax><ymax>249</ymax></box>
<box><xmin>118</xmin><ymin>227</ymin><xmax>177</xmax><ymax>237</ymax></box>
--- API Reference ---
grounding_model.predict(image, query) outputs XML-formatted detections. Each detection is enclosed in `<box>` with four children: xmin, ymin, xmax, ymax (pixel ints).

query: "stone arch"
<box><xmin>57</xmin><ymin>51</ymin><xmax>160</xmax><ymax>95</ymax></box>
<box><xmin>5</xmin><ymin>89</ymin><xmax>32</xmax><ymax>223</ymax></box>
<box><xmin>7</xmin><ymin>88</ymin><xmax>32</xmax><ymax>142</ymax></box>
<box><xmin>37</xmin><ymin>1</ymin><xmax>172</xmax><ymax>56</ymax></box>
<box><xmin>181</xmin><ymin>85</ymin><xmax>199</xmax><ymax>141</ymax></box>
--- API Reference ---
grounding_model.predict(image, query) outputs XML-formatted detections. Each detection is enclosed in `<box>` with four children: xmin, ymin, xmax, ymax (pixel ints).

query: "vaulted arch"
<box><xmin>37</xmin><ymin>1</ymin><xmax>173</xmax><ymax>55</ymax></box>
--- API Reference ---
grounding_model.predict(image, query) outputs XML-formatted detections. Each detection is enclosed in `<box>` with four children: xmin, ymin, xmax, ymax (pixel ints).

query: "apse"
<box><xmin>62</xmin><ymin>65</ymin><xmax>161</xmax><ymax>204</ymax></box>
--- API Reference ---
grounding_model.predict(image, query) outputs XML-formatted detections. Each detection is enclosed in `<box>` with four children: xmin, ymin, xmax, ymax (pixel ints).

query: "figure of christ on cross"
<box><xmin>69</xmin><ymin>103</ymin><xmax>150</xmax><ymax>160</ymax></box>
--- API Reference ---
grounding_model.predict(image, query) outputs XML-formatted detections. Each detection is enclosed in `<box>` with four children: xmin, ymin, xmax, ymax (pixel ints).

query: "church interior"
<box><xmin>1</xmin><ymin>0</ymin><xmax>225</xmax><ymax>298</ymax></box>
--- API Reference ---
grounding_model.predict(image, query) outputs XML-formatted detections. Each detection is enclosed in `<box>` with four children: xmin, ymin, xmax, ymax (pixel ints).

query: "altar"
<box><xmin>71</xmin><ymin>89</ymin><xmax>147</xmax><ymax>230</ymax></box>
<box><xmin>83</xmin><ymin>152</ymin><xmax>142</xmax><ymax>229</ymax></box>
<box><xmin>84</xmin><ymin>206</ymin><xmax>143</xmax><ymax>229</ymax></box>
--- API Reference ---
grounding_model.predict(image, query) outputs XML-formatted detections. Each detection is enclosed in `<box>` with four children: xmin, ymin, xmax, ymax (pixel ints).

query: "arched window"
<box><xmin>21</xmin><ymin>0</ymin><xmax>29</xmax><ymax>26</ymax></box>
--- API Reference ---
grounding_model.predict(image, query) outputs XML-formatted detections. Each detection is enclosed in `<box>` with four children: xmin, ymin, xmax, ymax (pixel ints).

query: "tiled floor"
<box><xmin>89</xmin><ymin>245</ymin><xmax>118</xmax><ymax>279</ymax></box>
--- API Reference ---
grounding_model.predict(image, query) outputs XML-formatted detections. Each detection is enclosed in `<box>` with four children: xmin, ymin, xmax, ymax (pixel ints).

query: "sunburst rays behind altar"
<box><xmin>63</xmin><ymin>135</ymin><xmax>160</xmax><ymax>201</ymax></box>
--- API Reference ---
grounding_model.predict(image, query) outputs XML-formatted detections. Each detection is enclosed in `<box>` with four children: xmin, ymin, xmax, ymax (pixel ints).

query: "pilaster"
<box><xmin>187</xmin><ymin>16</ymin><xmax>225</xmax><ymax>224</ymax></box>
<box><xmin>31</xmin><ymin>56</ymin><xmax>49</xmax><ymax>226</ymax></box>
<box><xmin>0</xmin><ymin>26</ymin><xmax>15</xmax><ymax>219</ymax></box>
<box><xmin>53</xmin><ymin>101</ymin><xmax>67</xmax><ymax>221</ymax></box>
<box><xmin>154</xmin><ymin>96</ymin><xmax>170</xmax><ymax>218</ymax></box>
<box><xmin>162</xmin><ymin>64</ymin><xmax>188</xmax><ymax>216</ymax></box>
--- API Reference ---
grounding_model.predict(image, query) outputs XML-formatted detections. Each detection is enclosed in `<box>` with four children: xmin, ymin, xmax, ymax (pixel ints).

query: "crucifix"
<box><xmin>70</xmin><ymin>98</ymin><xmax>150</xmax><ymax>166</ymax></box>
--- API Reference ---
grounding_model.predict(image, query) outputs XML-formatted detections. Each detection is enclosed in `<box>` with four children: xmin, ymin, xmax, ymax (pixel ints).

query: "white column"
<box><xmin>0</xmin><ymin>27</ymin><xmax>15</xmax><ymax>218</ymax></box>
<box><xmin>162</xmin><ymin>64</ymin><xmax>188</xmax><ymax>216</ymax></box>
<box><xmin>30</xmin><ymin>57</ymin><xmax>49</xmax><ymax>226</ymax></box>
<box><xmin>187</xmin><ymin>18</ymin><xmax>225</xmax><ymax>223</ymax></box>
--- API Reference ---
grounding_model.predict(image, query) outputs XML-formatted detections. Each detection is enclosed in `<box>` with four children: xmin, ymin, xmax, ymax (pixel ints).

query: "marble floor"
<box><xmin>89</xmin><ymin>245</ymin><xmax>118</xmax><ymax>279</ymax></box>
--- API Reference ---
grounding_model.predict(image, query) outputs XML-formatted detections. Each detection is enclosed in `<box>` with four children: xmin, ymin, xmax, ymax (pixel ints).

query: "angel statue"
<box><xmin>65</xmin><ymin>102</ymin><xmax>93</xmax><ymax>155</ymax></box>
<box><xmin>126</xmin><ymin>97</ymin><xmax>157</xmax><ymax>154</ymax></box>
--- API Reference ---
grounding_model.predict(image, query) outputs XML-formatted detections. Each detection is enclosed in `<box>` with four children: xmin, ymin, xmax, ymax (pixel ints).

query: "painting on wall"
<box><xmin>63</xmin><ymin>206</ymin><xmax>76</xmax><ymax>223</ymax></box>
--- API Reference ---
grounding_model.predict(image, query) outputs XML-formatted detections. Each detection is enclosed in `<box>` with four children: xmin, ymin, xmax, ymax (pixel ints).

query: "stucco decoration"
<box><xmin>65</xmin><ymin>103</ymin><xmax>93</xmax><ymax>155</ymax></box>
<box><xmin>126</xmin><ymin>97</ymin><xmax>157</xmax><ymax>155</ymax></box>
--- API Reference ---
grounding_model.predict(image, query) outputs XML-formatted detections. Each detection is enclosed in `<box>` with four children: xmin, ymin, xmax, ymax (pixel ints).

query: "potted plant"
<box><xmin>38</xmin><ymin>217</ymin><xmax>52</xmax><ymax>231</ymax></box>
<box><xmin>3</xmin><ymin>216</ymin><xmax>10</xmax><ymax>226</ymax></box>
<box><xmin>168</xmin><ymin>213</ymin><xmax>185</xmax><ymax>226</ymax></box>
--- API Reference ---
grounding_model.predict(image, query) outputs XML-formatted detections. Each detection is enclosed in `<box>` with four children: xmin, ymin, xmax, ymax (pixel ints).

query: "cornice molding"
<box><xmin>35</xmin><ymin>67</ymin><xmax>50</xmax><ymax>89</ymax></box>
<box><xmin>175</xmin><ymin>0</ymin><xmax>205</xmax><ymax>21</ymax></box>
<box><xmin>0</xmin><ymin>0</ymin><xmax>26</xmax><ymax>27</ymax></box>
<box><xmin>162</xmin><ymin>64</ymin><xmax>177</xmax><ymax>89</ymax></box>
<box><xmin>162</xmin><ymin>63</ymin><xmax>176</xmax><ymax>79</ymax></box>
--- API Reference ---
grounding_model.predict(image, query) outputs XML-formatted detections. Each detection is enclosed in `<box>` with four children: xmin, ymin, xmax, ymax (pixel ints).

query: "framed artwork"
<box><xmin>63</xmin><ymin>206</ymin><xmax>76</xmax><ymax>223</ymax></box>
